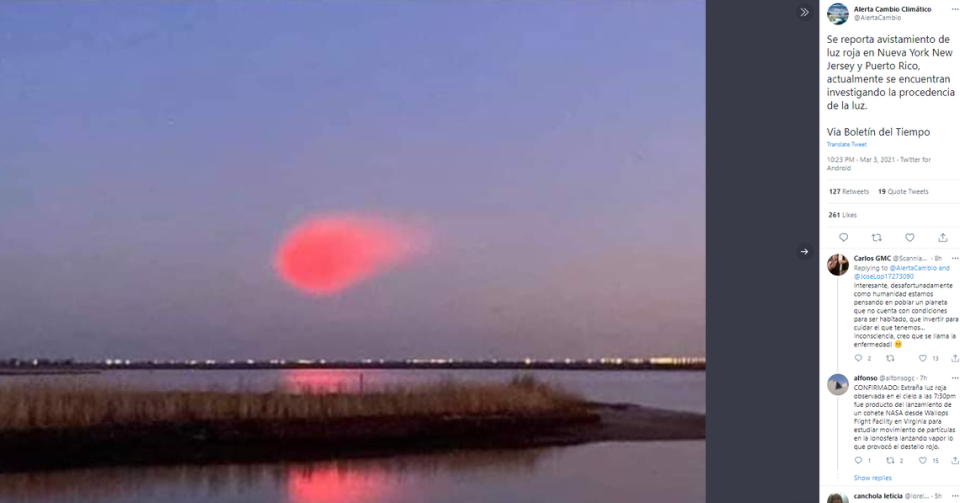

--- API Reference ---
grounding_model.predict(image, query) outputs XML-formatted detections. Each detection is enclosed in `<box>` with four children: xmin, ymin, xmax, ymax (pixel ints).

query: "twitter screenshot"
<box><xmin>820</xmin><ymin>1</ymin><xmax>960</xmax><ymax>500</ymax></box>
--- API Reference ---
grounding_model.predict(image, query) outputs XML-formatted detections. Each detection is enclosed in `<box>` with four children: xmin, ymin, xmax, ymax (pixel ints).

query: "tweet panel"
<box><xmin>821</xmin><ymin>1</ymin><xmax>960</xmax><ymax>500</ymax></box>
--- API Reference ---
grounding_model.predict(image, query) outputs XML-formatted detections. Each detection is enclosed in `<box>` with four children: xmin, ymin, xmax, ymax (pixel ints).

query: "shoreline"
<box><xmin>0</xmin><ymin>403</ymin><xmax>704</xmax><ymax>473</ymax></box>
<box><xmin>0</xmin><ymin>362</ymin><xmax>705</xmax><ymax>373</ymax></box>
<box><xmin>0</xmin><ymin>369</ymin><xmax>101</xmax><ymax>376</ymax></box>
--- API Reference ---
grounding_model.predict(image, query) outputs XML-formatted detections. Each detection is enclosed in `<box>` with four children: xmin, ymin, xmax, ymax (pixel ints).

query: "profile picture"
<box><xmin>827</xmin><ymin>374</ymin><xmax>849</xmax><ymax>396</ymax></box>
<box><xmin>827</xmin><ymin>3</ymin><xmax>849</xmax><ymax>25</ymax></box>
<box><xmin>827</xmin><ymin>254</ymin><xmax>849</xmax><ymax>276</ymax></box>
<box><xmin>827</xmin><ymin>492</ymin><xmax>849</xmax><ymax>503</ymax></box>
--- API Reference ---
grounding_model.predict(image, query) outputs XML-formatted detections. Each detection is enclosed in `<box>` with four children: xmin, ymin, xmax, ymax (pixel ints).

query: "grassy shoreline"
<box><xmin>0</xmin><ymin>378</ymin><xmax>599</xmax><ymax>472</ymax></box>
<box><xmin>0</xmin><ymin>376</ymin><xmax>583</xmax><ymax>430</ymax></box>
<box><xmin>0</xmin><ymin>378</ymin><xmax>705</xmax><ymax>472</ymax></box>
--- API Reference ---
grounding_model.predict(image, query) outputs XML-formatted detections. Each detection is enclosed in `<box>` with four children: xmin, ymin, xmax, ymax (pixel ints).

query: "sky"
<box><xmin>0</xmin><ymin>1</ymin><xmax>705</xmax><ymax>360</ymax></box>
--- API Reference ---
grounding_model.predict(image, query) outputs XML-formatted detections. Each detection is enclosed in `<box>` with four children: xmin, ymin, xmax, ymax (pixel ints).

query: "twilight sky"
<box><xmin>0</xmin><ymin>1</ymin><xmax>705</xmax><ymax>360</ymax></box>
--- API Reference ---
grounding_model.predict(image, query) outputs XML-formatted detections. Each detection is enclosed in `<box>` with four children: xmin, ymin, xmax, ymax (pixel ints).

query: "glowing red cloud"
<box><xmin>276</xmin><ymin>214</ymin><xmax>424</xmax><ymax>295</ymax></box>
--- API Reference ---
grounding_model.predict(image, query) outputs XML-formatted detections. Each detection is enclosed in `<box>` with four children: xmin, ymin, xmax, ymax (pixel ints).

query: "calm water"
<box><xmin>0</xmin><ymin>370</ymin><xmax>706</xmax><ymax>503</ymax></box>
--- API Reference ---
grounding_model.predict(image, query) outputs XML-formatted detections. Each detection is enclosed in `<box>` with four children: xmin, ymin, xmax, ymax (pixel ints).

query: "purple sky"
<box><xmin>0</xmin><ymin>1</ymin><xmax>705</xmax><ymax>360</ymax></box>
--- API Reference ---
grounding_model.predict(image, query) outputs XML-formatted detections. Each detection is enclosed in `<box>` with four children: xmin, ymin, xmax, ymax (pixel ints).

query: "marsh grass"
<box><xmin>0</xmin><ymin>376</ymin><xmax>586</xmax><ymax>432</ymax></box>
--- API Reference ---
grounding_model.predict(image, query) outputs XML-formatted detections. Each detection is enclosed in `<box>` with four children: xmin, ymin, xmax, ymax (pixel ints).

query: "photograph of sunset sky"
<box><xmin>0</xmin><ymin>1</ymin><xmax>705</xmax><ymax>502</ymax></box>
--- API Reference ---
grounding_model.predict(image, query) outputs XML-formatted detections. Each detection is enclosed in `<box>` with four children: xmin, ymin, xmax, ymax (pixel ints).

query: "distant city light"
<box><xmin>2</xmin><ymin>356</ymin><xmax>706</xmax><ymax>370</ymax></box>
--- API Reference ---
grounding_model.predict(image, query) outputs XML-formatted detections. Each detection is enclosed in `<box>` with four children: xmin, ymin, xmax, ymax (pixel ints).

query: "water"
<box><xmin>0</xmin><ymin>370</ymin><xmax>705</xmax><ymax>503</ymax></box>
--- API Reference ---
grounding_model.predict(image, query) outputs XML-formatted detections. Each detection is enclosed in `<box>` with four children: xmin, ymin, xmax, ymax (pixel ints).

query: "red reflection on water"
<box><xmin>287</xmin><ymin>467</ymin><xmax>390</xmax><ymax>503</ymax></box>
<box><xmin>282</xmin><ymin>370</ymin><xmax>365</xmax><ymax>394</ymax></box>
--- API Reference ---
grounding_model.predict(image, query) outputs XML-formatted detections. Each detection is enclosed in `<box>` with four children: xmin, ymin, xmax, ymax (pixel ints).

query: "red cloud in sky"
<box><xmin>275</xmin><ymin>213</ymin><xmax>426</xmax><ymax>295</ymax></box>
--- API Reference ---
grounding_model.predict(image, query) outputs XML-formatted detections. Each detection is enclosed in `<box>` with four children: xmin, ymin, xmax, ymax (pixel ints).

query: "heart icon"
<box><xmin>840</xmin><ymin>233</ymin><xmax>849</xmax><ymax>242</ymax></box>
<box><xmin>855</xmin><ymin>354</ymin><xmax>862</xmax><ymax>362</ymax></box>
<box><xmin>920</xmin><ymin>457</ymin><xmax>927</xmax><ymax>464</ymax></box>
<box><xmin>920</xmin><ymin>355</ymin><xmax>927</xmax><ymax>362</ymax></box>
<box><xmin>906</xmin><ymin>233</ymin><xmax>915</xmax><ymax>242</ymax></box>
<box><xmin>855</xmin><ymin>457</ymin><xmax>863</xmax><ymax>464</ymax></box>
